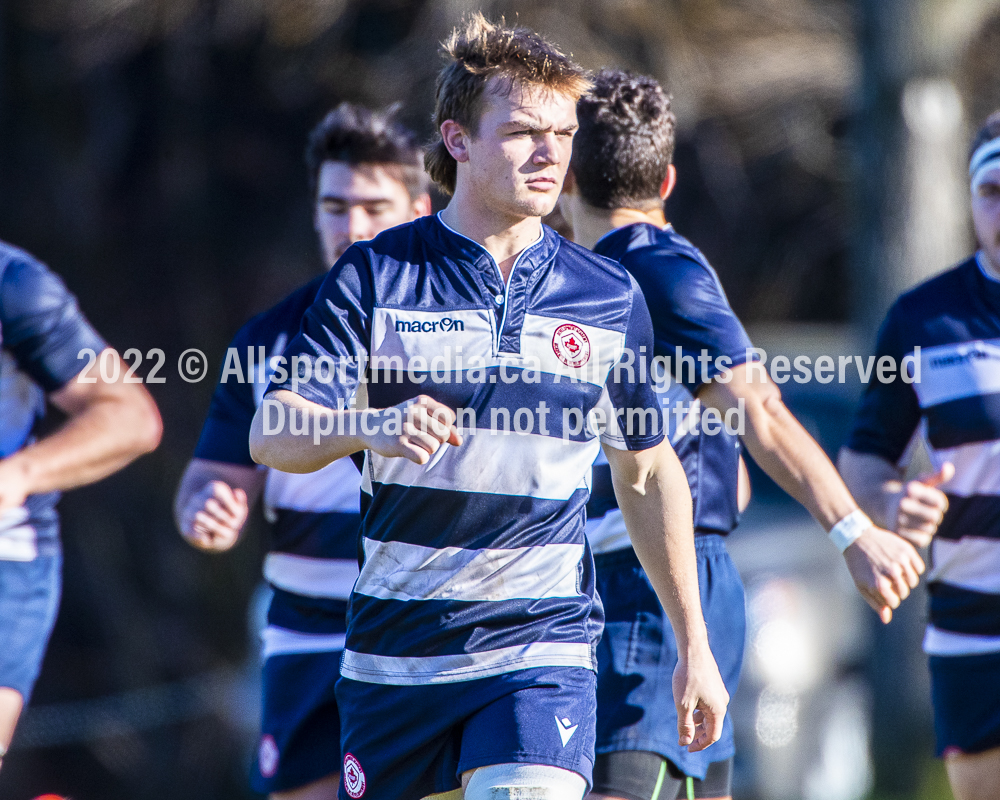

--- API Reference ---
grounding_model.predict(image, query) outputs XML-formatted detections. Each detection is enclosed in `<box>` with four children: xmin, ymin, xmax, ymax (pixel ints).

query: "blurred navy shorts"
<box><xmin>930</xmin><ymin>649</ymin><xmax>1000</xmax><ymax>757</ymax></box>
<box><xmin>594</xmin><ymin>534</ymin><xmax>746</xmax><ymax>780</ymax></box>
<box><xmin>0</xmin><ymin>553</ymin><xmax>62</xmax><ymax>701</ymax></box>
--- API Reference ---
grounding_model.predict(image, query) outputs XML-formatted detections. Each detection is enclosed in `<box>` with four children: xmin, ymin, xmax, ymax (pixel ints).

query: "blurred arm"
<box><xmin>0</xmin><ymin>348</ymin><xmax>162</xmax><ymax>513</ymax></box>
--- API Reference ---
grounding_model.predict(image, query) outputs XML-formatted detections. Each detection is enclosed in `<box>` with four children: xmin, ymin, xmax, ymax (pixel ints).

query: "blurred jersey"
<box><xmin>194</xmin><ymin>274</ymin><xmax>361</xmax><ymax>651</ymax></box>
<box><xmin>848</xmin><ymin>254</ymin><xmax>1000</xmax><ymax>658</ymax></box>
<box><xmin>0</xmin><ymin>242</ymin><xmax>106</xmax><ymax>562</ymax></box>
<box><xmin>587</xmin><ymin>222</ymin><xmax>753</xmax><ymax>549</ymax></box>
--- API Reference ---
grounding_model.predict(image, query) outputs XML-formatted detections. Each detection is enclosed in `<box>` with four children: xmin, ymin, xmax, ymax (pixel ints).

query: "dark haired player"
<box><xmin>562</xmin><ymin>68</ymin><xmax>928</xmax><ymax>800</ymax></box>
<box><xmin>175</xmin><ymin>103</ymin><xmax>430</xmax><ymax>800</ymax></box>
<box><xmin>251</xmin><ymin>16</ymin><xmax>728</xmax><ymax>800</ymax></box>
<box><xmin>0</xmin><ymin>245</ymin><xmax>162</xmax><ymax>772</ymax></box>
<box><xmin>840</xmin><ymin>111</ymin><xmax>1000</xmax><ymax>800</ymax></box>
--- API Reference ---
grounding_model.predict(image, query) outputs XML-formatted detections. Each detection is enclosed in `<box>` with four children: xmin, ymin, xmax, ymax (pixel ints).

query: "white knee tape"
<box><xmin>463</xmin><ymin>763</ymin><xmax>587</xmax><ymax>800</ymax></box>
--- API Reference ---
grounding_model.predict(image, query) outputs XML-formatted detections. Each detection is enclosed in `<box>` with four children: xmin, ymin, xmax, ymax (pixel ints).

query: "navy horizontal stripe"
<box><xmin>267</xmin><ymin>589</ymin><xmax>349</xmax><ymax>635</ymax></box>
<box><xmin>347</xmin><ymin>593</ymin><xmax>602</xmax><ymax>660</ymax></box>
<box><xmin>270</xmin><ymin>509</ymin><xmax>361</xmax><ymax>559</ymax></box>
<box><xmin>364</xmin><ymin>483</ymin><xmax>589</xmax><ymax>551</ymax></box>
<box><xmin>925</xmin><ymin>392</ymin><xmax>1000</xmax><ymax>449</ymax></box>
<box><xmin>366</xmin><ymin>368</ymin><xmax>606</xmax><ymax>442</ymax></box>
<box><xmin>938</xmin><ymin>495</ymin><xmax>1000</xmax><ymax>541</ymax></box>
<box><xmin>929</xmin><ymin>582</ymin><xmax>1000</xmax><ymax>636</ymax></box>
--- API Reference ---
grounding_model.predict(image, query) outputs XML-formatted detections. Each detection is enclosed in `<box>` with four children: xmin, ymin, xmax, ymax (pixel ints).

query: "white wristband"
<box><xmin>829</xmin><ymin>509</ymin><xmax>872</xmax><ymax>553</ymax></box>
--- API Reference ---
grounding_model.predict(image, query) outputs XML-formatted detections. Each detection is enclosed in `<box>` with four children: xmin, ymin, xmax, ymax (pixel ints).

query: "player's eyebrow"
<box><xmin>503</xmin><ymin>119</ymin><xmax>578</xmax><ymax>135</ymax></box>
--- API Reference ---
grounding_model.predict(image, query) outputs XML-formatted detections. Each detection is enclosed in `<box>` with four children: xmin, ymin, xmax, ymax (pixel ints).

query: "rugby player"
<box><xmin>0</xmin><ymin>245</ymin><xmax>162</xmax><ymax>771</ymax></box>
<box><xmin>249</xmin><ymin>16</ymin><xmax>729</xmax><ymax>800</ymax></box>
<box><xmin>561</xmin><ymin>69</ymin><xmax>928</xmax><ymax>800</ymax></box>
<box><xmin>174</xmin><ymin>103</ymin><xmax>430</xmax><ymax>799</ymax></box>
<box><xmin>839</xmin><ymin>111</ymin><xmax>1000</xmax><ymax>800</ymax></box>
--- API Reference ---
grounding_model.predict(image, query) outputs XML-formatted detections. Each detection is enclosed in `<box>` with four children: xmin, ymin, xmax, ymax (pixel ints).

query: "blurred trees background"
<box><xmin>0</xmin><ymin>0</ymin><xmax>997</xmax><ymax>797</ymax></box>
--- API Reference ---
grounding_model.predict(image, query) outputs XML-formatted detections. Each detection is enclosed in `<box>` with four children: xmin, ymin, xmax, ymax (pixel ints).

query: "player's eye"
<box><xmin>365</xmin><ymin>203</ymin><xmax>393</xmax><ymax>215</ymax></box>
<box><xmin>322</xmin><ymin>200</ymin><xmax>348</xmax><ymax>215</ymax></box>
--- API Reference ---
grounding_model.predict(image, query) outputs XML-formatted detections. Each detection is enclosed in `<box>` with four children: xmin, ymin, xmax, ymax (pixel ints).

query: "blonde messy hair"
<box><xmin>425</xmin><ymin>13</ymin><xmax>591</xmax><ymax>195</ymax></box>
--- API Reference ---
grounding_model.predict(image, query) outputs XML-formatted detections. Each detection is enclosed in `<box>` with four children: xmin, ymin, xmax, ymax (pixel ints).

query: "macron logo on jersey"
<box><xmin>555</xmin><ymin>715</ymin><xmax>578</xmax><ymax>746</ymax></box>
<box><xmin>394</xmin><ymin>318</ymin><xmax>465</xmax><ymax>334</ymax></box>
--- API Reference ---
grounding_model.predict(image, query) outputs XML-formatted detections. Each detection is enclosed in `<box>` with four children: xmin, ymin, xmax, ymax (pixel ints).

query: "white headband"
<box><xmin>971</xmin><ymin>136</ymin><xmax>1000</xmax><ymax>192</ymax></box>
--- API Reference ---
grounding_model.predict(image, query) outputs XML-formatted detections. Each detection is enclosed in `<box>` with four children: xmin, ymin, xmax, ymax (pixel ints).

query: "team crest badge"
<box><xmin>344</xmin><ymin>753</ymin><xmax>366</xmax><ymax>798</ymax></box>
<box><xmin>258</xmin><ymin>734</ymin><xmax>279</xmax><ymax>778</ymax></box>
<box><xmin>552</xmin><ymin>323</ymin><xmax>591</xmax><ymax>367</ymax></box>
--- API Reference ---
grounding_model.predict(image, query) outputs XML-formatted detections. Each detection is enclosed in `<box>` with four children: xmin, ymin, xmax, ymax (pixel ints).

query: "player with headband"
<box><xmin>840</xmin><ymin>110</ymin><xmax>1000</xmax><ymax>800</ymax></box>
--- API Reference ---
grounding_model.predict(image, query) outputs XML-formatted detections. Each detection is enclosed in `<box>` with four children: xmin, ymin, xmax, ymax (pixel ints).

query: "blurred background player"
<box><xmin>250</xmin><ymin>15</ymin><xmax>728</xmax><ymax>800</ymax></box>
<box><xmin>0</xmin><ymin>242</ymin><xmax>162</xmax><ymax>771</ymax></box>
<box><xmin>174</xmin><ymin>103</ymin><xmax>430</xmax><ymax>800</ymax></box>
<box><xmin>839</xmin><ymin>111</ymin><xmax>1000</xmax><ymax>800</ymax></box>
<box><xmin>562</xmin><ymin>68</ymin><xmax>928</xmax><ymax>800</ymax></box>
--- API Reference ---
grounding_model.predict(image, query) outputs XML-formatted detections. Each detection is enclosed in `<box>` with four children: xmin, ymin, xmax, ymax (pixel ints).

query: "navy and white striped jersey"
<box><xmin>0</xmin><ymin>241</ymin><xmax>107</xmax><ymax>562</ymax></box>
<box><xmin>272</xmin><ymin>213</ymin><xmax>664</xmax><ymax>685</ymax></box>
<box><xmin>194</xmin><ymin>275</ymin><xmax>361</xmax><ymax>657</ymax></box>
<box><xmin>848</xmin><ymin>254</ymin><xmax>1000</xmax><ymax>657</ymax></box>
<box><xmin>586</xmin><ymin>223</ymin><xmax>752</xmax><ymax>553</ymax></box>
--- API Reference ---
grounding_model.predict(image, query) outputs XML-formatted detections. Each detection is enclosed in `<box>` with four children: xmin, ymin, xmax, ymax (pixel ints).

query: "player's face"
<box><xmin>464</xmin><ymin>81</ymin><xmax>578</xmax><ymax>221</ymax></box>
<box><xmin>314</xmin><ymin>162</ymin><xmax>421</xmax><ymax>267</ymax></box>
<box><xmin>972</xmin><ymin>165</ymin><xmax>1000</xmax><ymax>274</ymax></box>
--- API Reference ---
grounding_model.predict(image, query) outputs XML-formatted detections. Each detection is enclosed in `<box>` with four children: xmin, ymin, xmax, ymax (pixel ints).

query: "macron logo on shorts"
<box><xmin>555</xmin><ymin>715</ymin><xmax>578</xmax><ymax>746</ymax></box>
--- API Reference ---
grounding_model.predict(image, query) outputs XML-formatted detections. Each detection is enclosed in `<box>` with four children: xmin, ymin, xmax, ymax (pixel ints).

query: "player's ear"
<box><xmin>659</xmin><ymin>164</ymin><xmax>677</xmax><ymax>201</ymax></box>
<box><xmin>412</xmin><ymin>192</ymin><xmax>433</xmax><ymax>219</ymax></box>
<box><xmin>440</xmin><ymin>120</ymin><xmax>470</xmax><ymax>163</ymax></box>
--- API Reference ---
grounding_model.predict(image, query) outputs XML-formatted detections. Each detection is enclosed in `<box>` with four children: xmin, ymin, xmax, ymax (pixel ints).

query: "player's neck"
<box><xmin>570</xmin><ymin>199</ymin><xmax>667</xmax><ymax>250</ymax></box>
<box><xmin>440</xmin><ymin>192</ymin><xmax>542</xmax><ymax>281</ymax></box>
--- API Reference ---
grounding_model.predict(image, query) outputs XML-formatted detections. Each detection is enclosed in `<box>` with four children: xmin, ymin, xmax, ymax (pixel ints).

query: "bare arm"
<box><xmin>838</xmin><ymin>448</ymin><xmax>952</xmax><ymax>548</ymax></box>
<box><xmin>0</xmin><ymin>347</ymin><xmax>161</xmax><ymax>513</ymax></box>
<box><xmin>174</xmin><ymin>458</ymin><xmax>266</xmax><ymax>552</ymax></box>
<box><xmin>604</xmin><ymin>439</ymin><xmax>729</xmax><ymax>753</ymax></box>
<box><xmin>737</xmin><ymin>454</ymin><xmax>751</xmax><ymax>513</ymax></box>
<box><xmin>250</xmin><ymin>390</ymin><xmax>462</xmax><ymax>473</ymax></box>
<box><xmin>699</xmin><ymin>363</ymin><xmax>924</xmax><ymax>623</ymax></box>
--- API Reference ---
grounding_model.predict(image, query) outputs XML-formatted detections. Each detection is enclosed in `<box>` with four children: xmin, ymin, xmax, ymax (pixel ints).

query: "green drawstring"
<box><xmin>686</xmin><ymin>776</ymin><xmax>695</xmax><ymax>800</ymax></box>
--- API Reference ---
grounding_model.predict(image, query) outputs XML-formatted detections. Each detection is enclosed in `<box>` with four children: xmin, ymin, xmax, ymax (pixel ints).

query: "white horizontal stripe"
<box><xmin>913</xmin><ymin>338</ymin><xmax>1000</xmax><ymax>408</ymax></box>
<box><xmin>370</xmin><ymin>430</ymin><xmax>596</xmax><ymax>500</ymax></box>
<box><xmin>519</xmin><ymin>313</ymin><xmax>624</xmax><ymax>387</ymax></box>
<box><xmin>340</xmin><ymin>642</ymin><xmax>594</xmax><ymax>685</ymax></box>
<box><xmin>261</xmin><ymin>626</ymin><xmax>346</xmax><ymax>659</ymax></box>
<box><xmin>0</xmin><ymin>508</ymin><xmax>37</xmax><ymax>561</ymax></box>
<box><xmin>929</xmin><ymin>538</ymin><xmax>1000</xmax><ymax>593</ymax></box>
<box><xmin>370</xmin><ymin>307</ymin><xmax>496</xmax><ymax>367</ymax></box>
<box><xmin>586</xmin><ymin>509</ymin><xmax>631</xmax><ymax>555</ymax></box>
<box><xmin>922</xmin><ymin>625</ymin><xmax>1000</xmax><ymax>656</ymax></box>
<box><xmin>263</xmin><ymin>553</ymin><xmax>359</xmax><ymax>599</ymax></box>
<box><xmin>930</xmin><ymin>439</ymin><xmax>1000</xmax><ymax>496</ymax></box>
<box><xmin>356</xmin><ymin>538</ymin><xmax>583</xmax><ymax>602</ymax></box>
<box><xmin>263</xmin><ymin>457</ymin><xmax>362</xmax><ymax>515</ymax></box>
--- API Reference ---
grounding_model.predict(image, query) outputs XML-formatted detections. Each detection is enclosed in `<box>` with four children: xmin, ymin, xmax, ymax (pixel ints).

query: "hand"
<box><xmin>672</xmin><ymin>644</ymin><xmax>729</xmax><ymax>752</ymax></box>
<box><xmin>362</xmin><ymin>395</ymin><xmax>463</xmax><ymax>464</ymax></box>
<box><xmin>181</xmin><ymin>480</ymin><xmax>249</xmax><ymax>552</ymax></box>
<box><xmin>888</xmin><ymin>462</ymin><xmax>953</xmax><ymax>548</ymax></box>
<box><xmin>843</xmin><ymin>526</ymin><xmax>925</xmax><ymax>624</ymax></box>
<box><xmin>0</xmin><ymin>456</ymin><xmax>31</xmax><ymax>516</ymax></box>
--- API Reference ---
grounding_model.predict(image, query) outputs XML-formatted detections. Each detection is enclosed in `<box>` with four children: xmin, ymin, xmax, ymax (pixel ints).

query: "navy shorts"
<box><xmin>930</xmin><ymin>650</ymin><xmax>1000</xmax><ymax>757</ymax></box>
<box><xmin>0</xmin><ymin>553</ymin><xmax>62</xmax><ymax>701</ymax></box>
<box><xmin>594</xmin><ymin>535</ymin><xmax>746</xmax><ymax>780</ymax></box>
<box><xmin>335</xmin><ymin>666</ymin><xmax>597</xmax><ymax>800</ymax></box>
<box><xmin>252</xmin><ymin>648</ymin><xmax>344</xmax><ymax>794</ymax></box>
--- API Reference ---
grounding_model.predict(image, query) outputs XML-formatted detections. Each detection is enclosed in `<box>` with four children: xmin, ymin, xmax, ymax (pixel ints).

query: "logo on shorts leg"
<box><xmin>552</xmin><ymin>324</ymin><xmax>591</xmax><ymax>368</ymax></box>
<box><xmin>343</xmin><ymin>752</ymin><xmax>366</xmax><ymax>798</ymax></box>
<box><xmin>258</xmin><ymin>734</ymin><xmax>280</xmax><ymax>779</ymax></box>
<box><xmin>555</xmin><ymin>715</ymin><xmax>579</xmax><ymax>746</ymax></box>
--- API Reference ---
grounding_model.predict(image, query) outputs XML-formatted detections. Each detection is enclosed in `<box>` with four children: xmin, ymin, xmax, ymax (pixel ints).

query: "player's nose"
<box><xmin>347</xmin><ymin>207</ymin><xmax>375</xmax><ymax>243</ymax></box>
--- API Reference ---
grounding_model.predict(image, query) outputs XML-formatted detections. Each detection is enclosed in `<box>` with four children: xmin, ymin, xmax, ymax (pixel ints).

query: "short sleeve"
<box><xmin>0</xmin><ymin>255</ymin><xmax>108</xmax><ymax>391</ymax></box>
<box><xmin>846</xmin><ymin>301</ymin><xmax>923</xmax><ymax>464</ymax></box>
<box><xmin>600</xmin><ymin>276</ymin><xmax>666</xmax><ymax>451</ymax></box>
<box><xmin>193</xmin><ymin>325</ymin><xmax>260</xmax><ymax>466</ymax></box>
<box><xmin>634</xmin><ymin>253</ymin><xmax>753</xmax><ymax>391</ymax></box>
<box><xmin>269</xmin><ymin>245</ymin><xmax>374</xmax><ymax>408</ymax></box>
